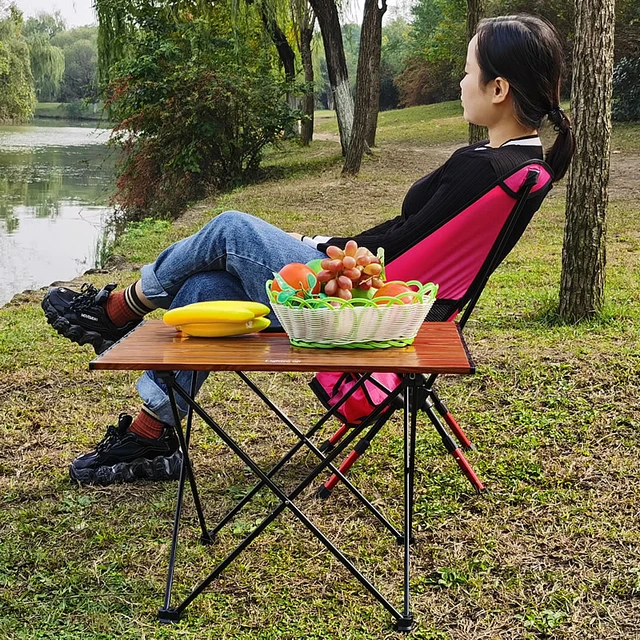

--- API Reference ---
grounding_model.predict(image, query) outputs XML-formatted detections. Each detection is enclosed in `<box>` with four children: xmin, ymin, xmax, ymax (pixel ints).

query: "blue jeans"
<box><xmin>136</xmin><ymin>211</ymin><xmax>326</xmax><ymax>426</ymax></box>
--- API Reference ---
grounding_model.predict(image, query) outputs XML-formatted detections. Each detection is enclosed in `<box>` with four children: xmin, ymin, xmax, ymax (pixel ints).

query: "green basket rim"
<box><xmin>289</xmin><ymin>337</ymin><xmax>416</xmax><ymax>349</ymax></box>
<box><xmin>266</xmin><ymin>279</ymin><xmax>438</xmax><ymax>309</ymax></box>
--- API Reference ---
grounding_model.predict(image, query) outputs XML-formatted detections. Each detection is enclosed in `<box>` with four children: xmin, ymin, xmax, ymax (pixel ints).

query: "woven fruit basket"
<box><xmin>266</xmin><ymin>280</ymin><xmax>438</xmax><ymax>349</ymax></box>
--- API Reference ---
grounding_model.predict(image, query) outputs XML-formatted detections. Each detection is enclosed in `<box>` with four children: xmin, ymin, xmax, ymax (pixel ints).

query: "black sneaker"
<box><xmin>42</xmin><ymin>283</ymin><xmax>141</xmax><ymax>355</ymax></box>
<box><xmin>69</xmin><ymin>414</ymin><xmax>183</xmax><ymax>485</ymax></box>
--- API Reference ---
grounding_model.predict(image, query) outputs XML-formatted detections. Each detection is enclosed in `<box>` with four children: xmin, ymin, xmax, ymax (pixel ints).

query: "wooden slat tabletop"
<box><xmin>90</xmin><ymin>320</ymin><xmax>475</xmax><ymax>374</ymax></box>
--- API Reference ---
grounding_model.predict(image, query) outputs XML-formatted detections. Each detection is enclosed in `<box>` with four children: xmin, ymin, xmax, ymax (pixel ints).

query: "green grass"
<box><xmin>314</xmin><ymin>101</ymin><xmax>468</xmax><ymax>145</ymax></box>
<box><xmin>315</xmin><ymin>99</ymin><xmax>640</xmax><ymax>151</ymax></box>
<box><xmin>34</xmin><ymin>102</ymin><xmax>105</xmax><ymax>122</ymax></box>
<box><xmin>1</xmin><ymin>103</ymin><xmax>639</xmax><ymax>639</ymax></box>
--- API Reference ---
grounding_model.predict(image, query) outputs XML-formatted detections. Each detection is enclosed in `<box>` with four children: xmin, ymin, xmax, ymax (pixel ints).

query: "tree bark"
<box><xmin>309</xmin><ymin>0</ymin><xmax>354</xmax><ymax>154</ymax></box>
<box><xmin>260</xmin><ymin>9</ymin><xmax>296</xmax><ymax>84</ymax></box>
<box><xmin>559</xmin><ymin>0</ymin><xmax>615</xmax><ymax>321</ymax></box>
<box><xmin>342</xmin><ymin>0</ymin><xmax>387</xmax><ymax>175</ymax></box>
<box><xmin>466</xmin><ymin>0</ymin><xmax>487</xmax><ymax>144</ymax></box>
<box><xmin>300</xmin><ymin>16</ymin><xmax>315</xmax><ymax>145</ymax></box>
<box><xmin>259</xmin><ymin>6</ymin><xmax>298</xmax><ymax>136</ymax></box>
<box><xmin>364</xmin><ymin>0</ymin><xmax>386</xmax><ymax>148</ymax></box>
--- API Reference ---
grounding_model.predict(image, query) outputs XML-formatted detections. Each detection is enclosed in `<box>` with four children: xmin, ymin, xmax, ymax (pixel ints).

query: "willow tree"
<box><xmin>27</xmin><ymin>34</ymin><xmax>65</xmax><ymax>101</ymax></box>
<box><xmin>0</xmin><ymin>6</ymin><xmax>36</xmax><ymax>122</ymax></box>
<box><xmin>95</xmin><ymin>0</ymin><xmax>140</xmax><ymax>86</ymax></box>
<box><xmin>559</xmin><ymin>0</ymin><xmax>615</xmax><ymax>320</ymax></box>
<box><xmin>96</xmin><ymin>0</ymin><xmax>301</xmax><ymax>127</ymax></box>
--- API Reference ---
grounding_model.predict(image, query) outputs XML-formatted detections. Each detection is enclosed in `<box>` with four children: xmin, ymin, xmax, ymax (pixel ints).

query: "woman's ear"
<box><xmin>492</xmin><ymin>77</ymin><xmax>511</xmax><ymax>104</ymax></box>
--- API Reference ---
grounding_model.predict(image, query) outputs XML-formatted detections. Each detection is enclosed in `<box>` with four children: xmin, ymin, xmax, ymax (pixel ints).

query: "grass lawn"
<box><xmin>34</xmin><ymin>102</ymin><xmax>106</xmax><ymax>122</ymax></box>
<box><xmin>1</xmin><ymin>103</ymin><xmax>639</xmax><ymax>640</ymax></box>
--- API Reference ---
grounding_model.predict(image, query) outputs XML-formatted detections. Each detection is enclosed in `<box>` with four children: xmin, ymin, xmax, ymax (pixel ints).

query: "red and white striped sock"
<box><xmin>129</xmin><ymin>406</ymin><xmax>165</xmax><ymax>440</ymax></box>
<box><xmin>105</xmin><ymin>282</ymin><xmax>155</xmax><ymax>327</ymax></box>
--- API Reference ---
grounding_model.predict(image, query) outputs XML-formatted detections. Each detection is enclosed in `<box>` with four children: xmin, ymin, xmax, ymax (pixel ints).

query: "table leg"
<box><xmin>237</xmin><ymin>372</ymin><xmax>403</xmax><ymax>542</ymax></box>
<box><xmin>167</xmin><ymin>378</ymin><xmax>408</xmax><ymax>623</ymax></box>
<box><xmin>157</xmin><ymin>372</ymin><xmax>214</xmax><ymax>624</ymax></box>
<box><xmin>394</xmin><ymin>373</ymin><xmax>418</xmax><ymax>632</ymax></box>
<box><xmin>205</xmin><ymin>370</ymin><xmax>375</xmax><ymax>540</ymax></box>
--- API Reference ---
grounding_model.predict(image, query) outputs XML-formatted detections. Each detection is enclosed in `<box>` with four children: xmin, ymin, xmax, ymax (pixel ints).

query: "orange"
<box><xmin>372</xmin><ymin>282</ymin><xmax>415</xmax><ymax>305</ymax></box>
<box><xmin>271</xmin><ymin>262</ymin><xmax>321</xmax><ymax>295</ymax></box>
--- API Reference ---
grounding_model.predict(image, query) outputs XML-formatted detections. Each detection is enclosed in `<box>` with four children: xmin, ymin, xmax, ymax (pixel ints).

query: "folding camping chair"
<box><xmin>311</xmin><ymin>160</ymin><xmax>554</xmax><ymax>498</ymax></box>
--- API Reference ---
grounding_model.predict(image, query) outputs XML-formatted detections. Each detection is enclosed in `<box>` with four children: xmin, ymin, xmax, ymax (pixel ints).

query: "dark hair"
<box><xmin>476</xmin><ymin>15</ymin><xmax>575</xmax><ymax>181</ymax></box>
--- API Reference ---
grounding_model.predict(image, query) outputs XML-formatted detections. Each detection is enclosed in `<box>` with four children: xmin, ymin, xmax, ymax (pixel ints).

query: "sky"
<box><xmin>12</xmin><ymin>0</ymin><xmax>412</xmax><ymax>29</ymax></box>
<box><xmin>13</xmin><ymin>0</ymin><xmax>96</xmax><ymax>27</ymax></box>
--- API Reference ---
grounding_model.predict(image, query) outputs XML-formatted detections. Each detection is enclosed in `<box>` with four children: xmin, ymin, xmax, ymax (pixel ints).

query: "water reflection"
<box><xmin>0</xmin><ymin>121</ymin><xmax>114</xmax><ymax>306</ymax></box>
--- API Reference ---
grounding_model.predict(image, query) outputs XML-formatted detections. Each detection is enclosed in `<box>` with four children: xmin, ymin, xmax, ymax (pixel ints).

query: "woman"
<box><xmin>43</xmin><ymin>14</ymin><xmax>575</xmax><ymax>485</ymax></box>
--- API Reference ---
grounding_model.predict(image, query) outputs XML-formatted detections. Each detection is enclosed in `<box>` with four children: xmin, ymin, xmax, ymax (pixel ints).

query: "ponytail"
<box><xmin>545</xmin><ymin>106</ymin><xmax>575</xmax><ymax>181</ymax></box>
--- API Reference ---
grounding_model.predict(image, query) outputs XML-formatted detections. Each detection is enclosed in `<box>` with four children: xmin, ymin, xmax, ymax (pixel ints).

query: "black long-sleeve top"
<box><xmin>304</xmin><ymin>136</ymin><xmax>545</xmax><ymax>263</ymax></box>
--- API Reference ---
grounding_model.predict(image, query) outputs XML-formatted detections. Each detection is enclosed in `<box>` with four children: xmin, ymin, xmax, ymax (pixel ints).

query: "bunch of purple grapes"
<box><xmin>316</xmin><ymin>240</ymin><xmax>383</xmax><ymax>301</ymax></box>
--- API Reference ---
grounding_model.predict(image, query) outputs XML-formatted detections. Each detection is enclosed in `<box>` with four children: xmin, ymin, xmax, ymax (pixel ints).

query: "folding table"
<box><xmin>90</xmin><ymin>319</ymin><xmax>474</xmax><ymax>632</ymax></box>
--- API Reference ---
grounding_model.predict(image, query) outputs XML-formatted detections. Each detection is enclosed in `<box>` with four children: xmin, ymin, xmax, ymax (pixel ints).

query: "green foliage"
<box><xmin>423</xmin><ymin>567</ymin><xmax>469</xmax><ymax>589</ymax></box>
<box><xmin>516</xmin><ymin>608</ymin><xmax>568</xmax><ymax>634</ymax></box>
<box><xmin>612</xmin><ymin>57</ymin><xmax>640</xmax><ymax>122</ymax></box>
<box><xmin>395</xmin><ymin>57</ymin><xmax>460</xmax><ymax>107</ymax></box>
<box><xmin>22</xmin><ymin>14</ymin><xmax>98</xmax><ymax>104</ymax></box>
<box><xmin>312</xmin><ymin>18</ymin><xmax>412</xmax><ymax>111</ymax></box>
<box><xmin>58</xmin><ymin>38</ymin><xmax>98</xmax><ymax>101</ymax></box>
<box><xmin>94</xmin><ymin>0</ymin><xmax>139</xmax><ymax>87</ymax></box>
<box><xmin>51</xmin><ymin>26</ymin><xmax>99</xmax><ymax>102</ymax></box>
<box><xmin>393</xmin><ymin>0</ymin><xmax>465</xmax><ymax>106</ymax></box>
<box><xmin>23</xmin><ymin>12</ymin><xmax>68</xmax><ymax>102</ymax></box>
<box><xmin>0</xmin><ymin>6</ymin><xmax>35</xmax><ymax>122</ymax></box>
<box><xmin>380</xmin><ymin>18</ymin><xmax>412</xmax><ymax>109</ymax></box>
<box><xmin>22</xmin><ymin>11</ymin><xmax>66</xmax><ymax>39</ymax></box>
<box><xmin>26</xmin><ymin>33</ymin><xmax>65</xmax><ymax>101</ymax></box>
<box><xmin>105</xmin><ymin>12</ymin><xmax>298</xmax><ymax>219</ymax></box>
<box><xmin>399</xmin><ymin>0</ymin><xmax>640</xmax><ymax>107</ymax></box>
<box><xmin>51</xmin><ymin>25</ymin><xmax>98</xmax><ymax>50</ymax></box>
<box><xmin>410</xmin><ymin>0</ymin><xmax>466</xmax><ymax>66</ymax></box>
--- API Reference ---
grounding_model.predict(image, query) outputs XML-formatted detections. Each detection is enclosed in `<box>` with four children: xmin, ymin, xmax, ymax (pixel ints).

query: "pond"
<box><xmin>0</xmin><ymin>120</ymin><xmax>114</xmax><ymax>307</ymax></box>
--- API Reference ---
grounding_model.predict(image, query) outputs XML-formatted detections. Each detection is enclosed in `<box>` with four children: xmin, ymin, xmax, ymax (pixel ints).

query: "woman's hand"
<box><xmin>288</xmin><ymin>232</ymin><xmax>303</xmax><ymax>241</ymax></box>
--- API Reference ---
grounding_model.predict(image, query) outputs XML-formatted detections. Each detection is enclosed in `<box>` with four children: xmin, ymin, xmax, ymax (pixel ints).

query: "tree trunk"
<box><xmin>260</xmin><ymin>9</ymin><xmax>296</xmax><ymax>84</ymax></box>
<box><xmin>260</xmin><ymin>7</ymin><xmax>298</xmax><ymax>136</ymax></box>
<box><xmin>559</xmin><ymin>0</ymin><xmax>615</xmax><ymax>321</ymax></box>
<box><xmin>342</xmin><ymin>0</ymin><xmax>387</xmax><ymax>175</ymax></box>
<box><xmin>466</xmin><ymin>0</ymin><xmax>487</xmax><ymax>144</ymax></box>
<box><xmin>300</xmin><ymin>18</ymin><xmax>315</xmax><ymax>145</ymax></box>
<box><xmin>364</xmin><ymin>2</ymin><xmax>385</xmax><ymax>148</ymax></box>
<box><xmin>309</xmin><ymin>0</ymin><xmax>354</xmax><ymax>154</ymax></box>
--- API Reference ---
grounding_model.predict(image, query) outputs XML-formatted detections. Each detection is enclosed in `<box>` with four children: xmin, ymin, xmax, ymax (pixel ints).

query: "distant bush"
<box><xmin>65</xmin><ymin>99</ymin><xmax>87</xmax><ymax>119</ymax></box>
<box><xmin>612</xmin><ymin>57</ymin><xmax>640</xmax><ymax>122</ymax></box>
<box><xmin>105</xmin><ymin>20</ymin><xmax>298</xmax><ymax>221</ymax></box>
<box><xmin>395</xmin><ymin>57</ymin><xmax>460</xmax><ymax>107</ymax></box>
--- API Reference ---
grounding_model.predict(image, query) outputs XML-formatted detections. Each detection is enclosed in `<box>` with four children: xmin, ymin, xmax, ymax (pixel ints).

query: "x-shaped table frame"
<box><xmin>90</xmin><ymin>320</ymin><xmax>474</xmax><ymax>632</ymax></box>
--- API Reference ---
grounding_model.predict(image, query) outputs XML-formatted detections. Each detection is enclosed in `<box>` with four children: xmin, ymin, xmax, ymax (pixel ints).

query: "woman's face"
<box><xmin>459</xmin><ymin>36</ymin><xmax>495</xmax><ymax>126</ymax></box>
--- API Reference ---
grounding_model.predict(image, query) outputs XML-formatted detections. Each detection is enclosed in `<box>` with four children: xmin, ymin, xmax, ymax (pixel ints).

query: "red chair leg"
<box><xmin>451</xmin><ymin>447</ymin><xmax>485</xmax><ymax>492</ymax></box>
<box><xmin>430</xmin><ymin>390</ymin><xmax>473</xmax><ymax>450</ymax></box>
<box><xmin>442</xmin><ymin>411</ymin><xmax>473</xmax><ymax>450</ymax></box>
<box><xmin>318</xmin><ymin>424</ymin><xmax>350</xmax><ymax>454</ymax></box>
<box><xmin>316</xmin><ymin>438</ymin><xmax>369</xmax><ymax>499</ymax></box>
<box><xmin>423</xmin><ymin>401</ymin><xmax>485</xmax><ymax>493</ymax></box>
<box><xmin>316</xmin><ymin>413</ymin><xmax>390</xmax><ymax>499</ymax></box>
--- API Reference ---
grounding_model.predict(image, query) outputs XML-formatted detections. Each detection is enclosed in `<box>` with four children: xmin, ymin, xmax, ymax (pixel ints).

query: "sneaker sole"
<box><xmin>69</xmin><ymin>451</ymin><xmax>183</xmax><ymax>486</ymax></box>
<box><xmin>42</xmin><ymin>294</ymin><xmax>113</xmax><ymax>355</ymax></box>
